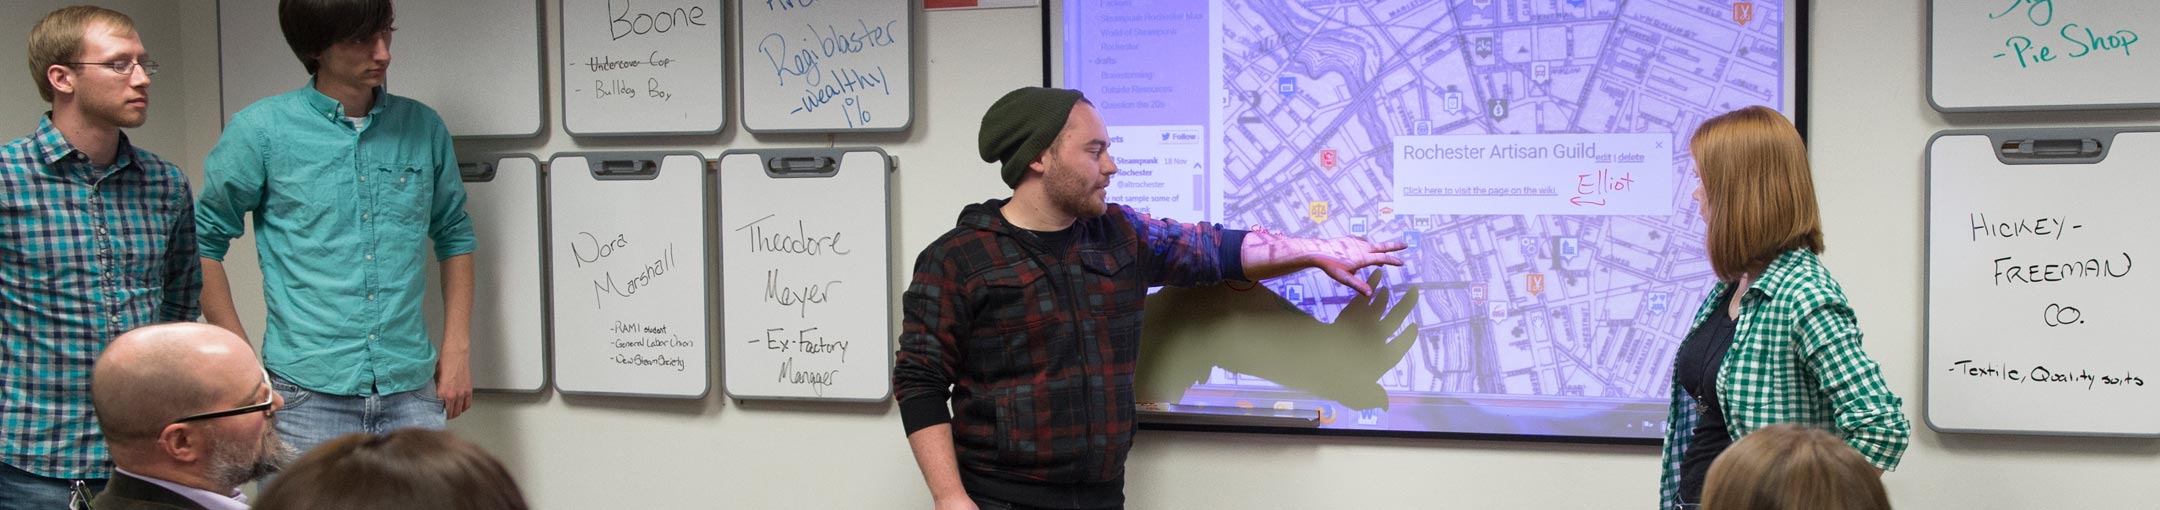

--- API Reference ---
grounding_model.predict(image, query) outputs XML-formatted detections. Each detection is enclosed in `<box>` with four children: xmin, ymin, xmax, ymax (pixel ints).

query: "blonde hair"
<box><xmin>26</xmin><ymin>5</ymin><xmax>137</xmax><ymax>103</ymax></box>
<box><xmin>1691</xmin><ymin>106</ymin><xmax>1823</xmax><ymax>281</ymax></box>
<box><xmin>1701</xmin><ymin>423</ymin><xmax>1891</xmax><ymax>510</ymax></box>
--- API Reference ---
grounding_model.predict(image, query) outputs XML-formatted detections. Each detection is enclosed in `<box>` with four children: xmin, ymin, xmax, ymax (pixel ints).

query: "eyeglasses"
<box><xmin>171</xmin><ymin>371</ymin><xmax>275</xmax><ymax>424</ymax></box>
<box><xmin>60</xmin><ymin>60</ymin><xmax>159</xmax><ymax>76</ymax></box>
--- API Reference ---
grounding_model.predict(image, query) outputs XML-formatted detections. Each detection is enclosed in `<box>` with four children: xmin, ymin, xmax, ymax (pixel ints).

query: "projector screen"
<box><xmin>1048</xmin><ymin>0</ymin><xmax>1806</xmax><ymax>442</ymax></box>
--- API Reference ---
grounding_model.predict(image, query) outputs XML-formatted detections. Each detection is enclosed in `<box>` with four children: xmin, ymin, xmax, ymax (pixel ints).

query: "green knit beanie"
<box><xmin>979</xmin><ymin>87</ymin><xmax>1087</xmax><ymax>189</ymax></box>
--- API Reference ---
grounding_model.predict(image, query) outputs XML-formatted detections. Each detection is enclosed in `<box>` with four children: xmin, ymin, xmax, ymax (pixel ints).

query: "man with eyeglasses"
<box><xmin>1</xmin><ymin>7</ymin><xmax>200</xmax><ymax>510</ymax></box>
<box><xmin>89</xmin><ymin>322</ymin><xmax>300</xmax><ymax>510</ymax></box>
<box><xmin>197</xmin><ymin>0</ymin><xmax>477</xmax><ymax>457</ymax></box>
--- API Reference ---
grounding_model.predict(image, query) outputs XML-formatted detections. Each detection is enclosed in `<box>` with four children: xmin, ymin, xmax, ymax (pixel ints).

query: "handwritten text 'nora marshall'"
<box><xmin>1950</xmin><ymin>360</ymin><xmax>2146</xmax><ymax>389</ymax></box>
<box><xmin>570</xmin><ymin>232</ymin><xmax>680</xmax><ymax>309</ymax></box>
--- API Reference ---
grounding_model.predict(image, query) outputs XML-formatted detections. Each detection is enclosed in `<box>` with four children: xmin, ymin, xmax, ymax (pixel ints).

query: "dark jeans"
<box><xmin>972</xmin><ymin>494</ymin><xmax>1122</xmax><ymax>510</ymax></box>
<box><xmin>0</xmin><ymin>461</ymin><xmax>104</xmax><ymax>510</ymax></box>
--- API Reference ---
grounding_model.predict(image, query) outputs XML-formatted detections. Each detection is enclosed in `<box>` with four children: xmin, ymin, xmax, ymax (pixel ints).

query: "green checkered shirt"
<box><xmin>1659</xmin><ymin>249</ymin><xmax>1909</xmax><ymax>509</ymax></box>
<box><xmin>1</xmin><ymin>116</ymin><xmax>201</xmax><ymax>479</ymax></box>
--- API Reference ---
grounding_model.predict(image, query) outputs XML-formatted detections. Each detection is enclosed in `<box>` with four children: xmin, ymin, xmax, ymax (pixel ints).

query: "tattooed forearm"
<box><xmin>1239</xmin><ymin>230</ymin><xmax>1408</xmax><ymax>294</ymax></box>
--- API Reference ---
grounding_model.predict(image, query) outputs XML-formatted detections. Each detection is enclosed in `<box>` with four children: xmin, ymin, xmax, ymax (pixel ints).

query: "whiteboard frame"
<box><xmin>545</xmin><ymin>150</ymin><xmax>715</xmax><ymax>399</ymax></box>
<box><xmin>715</xmin><ymin>147</ymin><xmax>895</xmax><ymax>402</ymax></box>
<box><xmin>558</xmin><ymin>0</ymin><xmax>731</xmax><ymax>137</ymax></box>
<box><xmin>1924</xmin><ymin>127</ymin><xmax>2160</xmax><ymax>437</ymax></box>
<box><xmin>455</xmin><ymin>153</ymin><xmax>553</xmax><ymax>394</ymax></box>
<box><xmin>214</xmin><ymin>0</ymin><xmax>549</xmax><ymax>139</ymax></box>
<box><xmin>1926</xmin><ymin>0</ymin><xmax>2160</xmax><ymax>113</ymax></box>
<box><xmin>736</xmin><ymin>2</ymin><xmax>917</xmax><ymax>134</ymax></box>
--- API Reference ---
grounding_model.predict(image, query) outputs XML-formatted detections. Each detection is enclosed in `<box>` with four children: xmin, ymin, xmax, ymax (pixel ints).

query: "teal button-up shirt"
<box><xmin>197</xmin><ymin>82</ymin><xmax>476</xmax><ymax>396</ymax></box>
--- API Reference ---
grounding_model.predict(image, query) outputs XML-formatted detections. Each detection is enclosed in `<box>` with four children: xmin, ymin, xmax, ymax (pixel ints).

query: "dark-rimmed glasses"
<box><xmin>60</xmin><ymin>60</ymin><xmax>159</xmax><ymax>76</ymax></box>
<box><xmin>171</xmin><ymin>370</ymin><xmax>274</xmax><ymax>424</ymax></box>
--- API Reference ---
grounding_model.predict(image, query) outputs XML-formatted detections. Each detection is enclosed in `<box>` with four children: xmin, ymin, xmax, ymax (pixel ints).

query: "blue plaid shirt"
<box><xmin>1</xmin><ymin>116</ymin><xmax>201</xmax><ymax>479</ymax></box>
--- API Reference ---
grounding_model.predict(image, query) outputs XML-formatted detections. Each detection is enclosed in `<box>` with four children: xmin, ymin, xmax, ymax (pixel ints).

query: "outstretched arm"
<box><xmin>1239</xmin><ymin>230</ymin><xmax>1407</xmax><ymax>295</ymax></box>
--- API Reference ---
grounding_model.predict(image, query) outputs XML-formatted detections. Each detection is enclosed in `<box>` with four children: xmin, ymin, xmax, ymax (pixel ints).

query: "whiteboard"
<box><xmin>427</xmin><ymin>155</ymin><xmax>548</xmax><ymax>393</ymax></box>
<box><xmin>217</xmin><ymin>0</ymin><xmax>545</xmax><ymax>137</ymax></box>
<box><xmin>560</xmin><ymin>0</ymin><xmax>727</xmax><ymax>135</ymax></box>
<box><xmin>547</xmin><ymin>152</ymin><xmax>711</xmax><ymax>398</ymax></box>
<box><xmin>1929</xmin><ymin>0</ymin><xmax>2158</xmax><ymax>111</ymax></box>
<box><xmin>1926</xmin><ymin>129</ymin><xmax>2160</xmax><ymax>436</ymax></box>
<box><xmin>717</xmin><ymin>149</ymin><xmax>892</xmax><ymax>401</ymax></box>
<box><xmin>739</xmin><ymin>0</ymin><xmax>914</xmax><ymax>132</ymax></box>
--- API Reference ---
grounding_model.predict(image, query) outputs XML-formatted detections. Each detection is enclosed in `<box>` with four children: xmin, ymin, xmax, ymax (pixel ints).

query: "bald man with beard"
<box><xmin>90</xmin><ymin>323</ymin><xmax>300</xmax><ymax>510</ymax></box>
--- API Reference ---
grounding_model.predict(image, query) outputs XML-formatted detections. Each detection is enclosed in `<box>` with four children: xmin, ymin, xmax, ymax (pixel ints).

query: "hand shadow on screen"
<box><xmin>1136</xmin><ymin>271</ymin><xmax>1419</xmax><ymax>411</ymax></box>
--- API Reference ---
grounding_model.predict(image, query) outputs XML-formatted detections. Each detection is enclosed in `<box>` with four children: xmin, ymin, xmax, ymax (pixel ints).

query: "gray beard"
<box><xmin>205</xmin><ymin>431</ymin><xmax>301</xmax><ymax>489</ymax></box>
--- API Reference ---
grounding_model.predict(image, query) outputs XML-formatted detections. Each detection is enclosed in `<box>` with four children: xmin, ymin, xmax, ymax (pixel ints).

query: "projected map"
<box><xmin>1063</xmin><ymin>0</ymin><xmax>1791</xmax><ymax>439</ymax></box>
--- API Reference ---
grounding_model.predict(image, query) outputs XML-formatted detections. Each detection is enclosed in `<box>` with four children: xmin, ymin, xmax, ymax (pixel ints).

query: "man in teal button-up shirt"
<box><xmin>195</xmin><ymin>0</ymin><xmax>476</xmax><ymax>455</ymax></box>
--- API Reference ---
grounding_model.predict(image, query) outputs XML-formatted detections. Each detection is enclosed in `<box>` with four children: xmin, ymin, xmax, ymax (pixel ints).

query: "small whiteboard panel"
<box><xmin>427</xmin><ymin>155</ymin><xmax>548</xmax><ymax>393</ymax></box>
<box><xmin>548</xmin><ymin>152</ymin><xmax>711</xmax><ymax>398</ymax></box>
<box><xmin>560</xmin><ymin>0</ymin><xmax>728</xmax><ymax>135</ymax></box>
<box><xmin>718</xmin><ymin>149</ymin><xmax>893</xmax><ymax>401</ymax></box>
<box><xmin>1926</xmin><ymin>129</ymin><xmax>2160</xmax><ymax>436</ymax></box>
<box><xmin>739</xmin><ymin>0</ymin><xmax>914</xmax><ymax>132</ymax></box>
<box><xmin>1929</xmin><ymin>0</ymin><xmax>2159</xmax><ymax>111</ymax></box>
<box><xmin>218</xmin><ymin>0</ymin><xmax>545</xmax><ymax>137</ymax></box>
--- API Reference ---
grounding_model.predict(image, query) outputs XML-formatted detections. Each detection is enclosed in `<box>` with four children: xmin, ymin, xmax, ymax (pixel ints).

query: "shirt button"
<box><xmin>362</xmin><ymin>213</ymin><xmax>370</xmax><ymax>220</ymax></box>
<box><xmin>366</xmin><ymin>254</ymin><xmax>374</xmax><ymax>260</ymax></box>
<box><xmin>361</xmin><ymin>176</ymin><xmax>367</xmax><ymax>182</ymax></box>
<box><xmin>367</xmin><ymin>294</ymin><xmax>376</xmax><ymax>300</ymax></box>
<box><xmin>369</xmin><ymin>334</ymin><xmax>376</xmax><ymax>340</ymax></box>
<box><xmin>399</xmin><ymin>177</ymin><xmax>407</xmax><ymax>183</ymax></box>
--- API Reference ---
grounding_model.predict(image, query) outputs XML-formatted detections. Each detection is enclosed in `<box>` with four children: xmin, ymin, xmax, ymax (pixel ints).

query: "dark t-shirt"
<box><xmin>1027</xmin><ymin>225</ymin><xmax>1077</xmax><ymax>254</ymax></box>
<box><xmin>1676</xmin><ymin>285</ymin><xmax>1739</xmax><ymax>504</ymax></box>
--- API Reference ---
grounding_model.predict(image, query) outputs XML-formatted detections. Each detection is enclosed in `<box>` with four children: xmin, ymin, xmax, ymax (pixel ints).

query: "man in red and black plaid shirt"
<box><xmin>895</xmin><ymin>87</ymin><xmax>1405</xmax><ymax>510</ymax></box>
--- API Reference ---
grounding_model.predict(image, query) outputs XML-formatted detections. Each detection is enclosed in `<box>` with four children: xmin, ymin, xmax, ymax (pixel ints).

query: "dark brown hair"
<box><xmin>1692</xmin><ymin>106</ymin><xmax>1824</xmax><ymax>281</ymax></box>
<box><xmin>1702</xmin><ymin>423</ymin><xmax>1891</xmax><ymax>510</ymax></box>
<box><xmin>253</xmin><ymin>429</ymin><xmax>529</xmax><ymax>510</ymax></box>
<box><xmin>278</xmin><ymin>0</ymin><xmax>394</xmax><ymax>75</ymax></box>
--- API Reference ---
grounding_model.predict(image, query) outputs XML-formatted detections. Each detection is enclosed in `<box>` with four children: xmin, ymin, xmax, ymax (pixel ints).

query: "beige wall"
<box><xmin>21</xmin><ymin>0</ymin><xmax>2160</xmax><ymax>508</ymax></box>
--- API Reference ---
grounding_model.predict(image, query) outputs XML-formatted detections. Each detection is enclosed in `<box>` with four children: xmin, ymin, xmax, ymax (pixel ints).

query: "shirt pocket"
<box><xmin>369</xmin><ymin>161</ymin><xmax>431</xmax><ymax>228</ymax></box>
<box><xmin>968</xmin><ymin>268</ymin><xmax>1054</xmax><ymax>378</ymax></box>
<box><xmin>1078</xmin><ymin>248</ymin><xmax>1136</xmax><ymax>317</ymax></box>
<box><xmin>0</xmin><ymin>192</ymin><xmax>67</xmax><ymax>282</ymax></box>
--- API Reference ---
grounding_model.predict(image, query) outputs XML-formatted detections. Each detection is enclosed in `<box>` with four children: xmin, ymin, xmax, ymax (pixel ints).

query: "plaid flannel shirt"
<box><xmin>894</xmin><ymin>200</ymin><xmax>1244</xmax><ymax>507</ymax></box>
<box><xmin>1</xmin><ymin>116</ymin><xmax>201</xmax><ymax>479</ymax></box>
<box><xmin>1658</xmin><ymin>249</ymin><xmax>1909</xmax><ymax>509</ymax></box>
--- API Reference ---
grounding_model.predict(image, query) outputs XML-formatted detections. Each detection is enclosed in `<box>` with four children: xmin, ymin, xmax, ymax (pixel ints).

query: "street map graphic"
<box><xmin>1063</xmin><ymin>0</ymin><xmax>1792</xmax><ymax>439</ymax></box>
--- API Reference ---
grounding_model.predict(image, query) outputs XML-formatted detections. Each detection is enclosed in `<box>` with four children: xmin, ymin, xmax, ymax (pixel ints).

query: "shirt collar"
<box><xmin>1738</xmin><ymin>248</ymin><xmax>1820</xmax><ymax>301</ymax></box>
<box><xmin>31</xmin><ymin>113</ymin><xmax>139</xmax><ymax>175</ymax></box>
<box><xmin>113</xmin><ymin>467</ymin><xmax>251</xmax><ymax>510</ymax></box>
<box><xmin>299</xmin><ymin>76</ymin><xmax>389</xmax><ymax>119</ymax></box>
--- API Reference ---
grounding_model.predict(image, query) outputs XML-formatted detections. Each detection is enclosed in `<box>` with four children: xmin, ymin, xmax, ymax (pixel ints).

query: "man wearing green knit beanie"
<box><xmin>894</xmin><ymin>86</ymin><xmax>1407</xmax><ymax>510</ymax></box>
